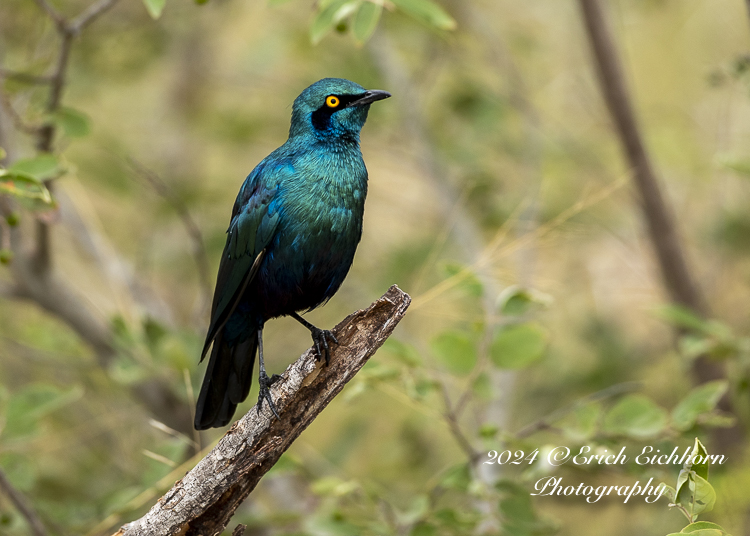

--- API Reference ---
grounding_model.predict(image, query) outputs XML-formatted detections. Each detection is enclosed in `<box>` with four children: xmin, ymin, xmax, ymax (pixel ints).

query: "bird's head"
<box><xmin>289</xmin><ymin>78</ymin><xmax>390</xmax><ymax>142</ymax></box>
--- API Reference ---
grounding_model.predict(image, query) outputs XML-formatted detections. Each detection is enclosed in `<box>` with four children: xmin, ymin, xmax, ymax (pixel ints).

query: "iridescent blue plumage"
<box><xmin>195</xmin><ymin>78</ymin><xmax>390</xmax><ymax>429</ymax></box>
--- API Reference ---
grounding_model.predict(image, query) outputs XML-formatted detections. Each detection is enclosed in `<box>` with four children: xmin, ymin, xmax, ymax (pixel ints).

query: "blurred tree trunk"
<box><xmin>577</xmin><ymin>0</ymin><xmax>742</xmax><ymax>447</ymax></box>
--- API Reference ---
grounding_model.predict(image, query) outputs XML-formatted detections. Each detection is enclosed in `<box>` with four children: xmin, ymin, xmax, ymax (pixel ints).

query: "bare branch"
<box><xmin>576</xmin><ymin>1</ymin><xmax>742</xmax><ymax>451</ymax></box>
<box><xmin>577</xmin><ymin>0</ymin><xmax>707</xmax><ymax>317</ymax></box>
<box><xmin>126</xmin><ymin>158</ymin><xmax>212</xmax><ymax>318</ymax></box>
<box><xmin>8</xmin><ymin>250</ymin><xmax>116</xmax><ymax>363</ymax></box>
<box><xmin>70</xmin><ymin>0</ymin><xmax>121</xmax><ymax>34</ymax></box>
<box><xmin>0</xmin><ymin>468</ymin><xmax>48</xmax><ymax>536</ymax></box>
<box><xmin>32</xmin><ymin>0</ymin><xmax>66</xmax><ymax>30</ymax></box>
<box><xmin>113</xmin><ymin>286</ymin><xmax>411</xmax><ymax>536</ymax></box>
<box><xmin>439</xmin><ymin>383</ymin><xmax>480</xmax><ymax>464</ymax></box>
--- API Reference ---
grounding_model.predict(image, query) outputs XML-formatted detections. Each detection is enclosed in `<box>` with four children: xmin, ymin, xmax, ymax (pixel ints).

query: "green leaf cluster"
<box><xmin>310</xmin><ymin>0</ymin><xmax>455</xmax><ymax>45</ymax></box>
<box><xmin>662</xmin><ymin>439</ymin><xmax>731</xmax><ymax>535</ymax></box>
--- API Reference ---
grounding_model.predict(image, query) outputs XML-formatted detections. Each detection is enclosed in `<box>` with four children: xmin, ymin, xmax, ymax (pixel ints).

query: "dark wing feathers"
<box><xmin>200</xmin><ymin>163</ymin><xmax>283</xmax><ymax>359</ymax></box>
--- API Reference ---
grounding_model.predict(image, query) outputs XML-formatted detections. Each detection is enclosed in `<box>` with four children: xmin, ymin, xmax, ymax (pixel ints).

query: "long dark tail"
<box><xmin>194</xmin><ymin>327</ymin><xmax>258</xmax><ymax>430</ymax></box>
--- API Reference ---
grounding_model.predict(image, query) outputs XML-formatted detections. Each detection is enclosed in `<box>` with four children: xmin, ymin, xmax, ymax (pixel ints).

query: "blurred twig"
<box><xmin>439</xmin><ymin>382</ymin><xmax>481</xmax><ymax>464</ymax></box>
<box><xmin>126</xmin><ymin>157</ymin><xmax>212</xmax><ymax>320</ymax></box>
<box><xmin>0</xmin><ymin>468</ymin><xmax>48</xmax><ymax>536</ymax></box>
<box><xmin>514</xmin><ymin>381</ymin><xmax>642</xmax><ymax>439</ymax></box>
<box><xmin>0</xmin><ymin>0</ymin><xmax>194</xmax><ymax>438</ymax></box>
<box><xmin>576</xmin><ymin>0</ymin><xmax>742</xmax><ymax>447</ymax></box>
<box><xmin>0</xmin><ymin>0</ymin><xmax>123</xmax><ymax>360</ymax></box>
<box><xmin>112</xmin><ymin>286</ymin><xmax>410</xmax><ymax>536</ymax></box>
<box><xmin>367</xmin><ymin>31</ymin><xmax>518</xmax><ymax>478</ymax></box>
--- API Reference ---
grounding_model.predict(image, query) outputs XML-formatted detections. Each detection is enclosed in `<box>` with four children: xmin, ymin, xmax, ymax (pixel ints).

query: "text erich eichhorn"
<box><xmin>484</xmin><ymin>445</ymin><xmax>726</xmax><ymax>504</ymax></box>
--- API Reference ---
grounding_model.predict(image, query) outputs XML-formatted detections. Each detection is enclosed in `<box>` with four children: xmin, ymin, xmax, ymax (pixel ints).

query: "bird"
<box><xmin>194</xmin><ymin>78</ymin><xmax>391</xmax><ymax>430</ymax></box>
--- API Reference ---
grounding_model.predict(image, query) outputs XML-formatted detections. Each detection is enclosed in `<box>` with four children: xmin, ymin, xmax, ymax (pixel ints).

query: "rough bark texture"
<box><xmin>113</xmin><ymin>285</ymin><xmax>410</xmax><ymax>536</ymax></box>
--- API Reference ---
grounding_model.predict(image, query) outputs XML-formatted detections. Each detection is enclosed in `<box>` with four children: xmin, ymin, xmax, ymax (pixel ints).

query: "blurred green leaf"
<box><xmin>383</xmin><ymin>338</ymin><xmax>422</xmax><ymax>367</ymax></box>
<box><xmin>3</xmin><ymin>383</ymin><xmax>83</xmax><ymax>440</ymax></box>
<box><xmin>410</xmin><ymin>523</ymin><xmax>437</xmax><ymax>536</ymax></box>
<box><xmin>310</xmin><ymin>476</ymin><xmax>359</xmax><ymax>497</ymax></box>
<box><xmin>441</xmin><ymin>463</ymin><xmax>471</xmax><ymax>490</ymax></box>
<box><xmin>489</xmin><ymin>323</ymin><xmax>546</xmax><ymax>369</ymax></box>
<box><xmin>497</xmin><ymin>480</ymin><xmax>555</xmax><ymax>535</ymax></box>
<box><xmin>53</xmin><ymin>107</ymin><xmax>91</xmax><ymax>137</ymax></box>
<box><xmin>142</xmin><ymin>0</ymin><xmax>167</xmax><ymax>19</ymax></box>
<box><xmin>352</xmin><ymin>1</ymin><xmax>382</xmax><ymax>44</ymax></box>
<box><xmin>443</xmin><ymin>261</ymin><xmax>483</xmax><ymax>298</ymax></box>
<box><xmin>672</xmin><ymin>381</ymin><xmax>728</xmax><ymax>431</ymax></box>
<box><xmin>395</xmin><ymin>494</ymin><xmax>429</xmax><ymax>525</ymax></box>
<box><xmin>430</xmin><ymin>330</ymin><xmax>477</xmax><ymax>375</ymax></box>
<box><xmin>673</xmin><ymin>439</ymin><xmax>715</xmax><ymax>523</ymax></box>
<box><xmin>497</xmin><ymin>285</ymin><xmax>551</xmax><ymax>316</ymax></box>
<box><xmin>602</xmin><ymin>394</ymin><xmax>667</xmax><ymax>438</ymax></box>
<box><xmin>472</xmin><ymin>372</ymin><xmax>492</xmax><ymax>400</ymax></box>
<box><xmin>0</xmin><ymin>453</ymin><xmax>36</xmax><ymax>491</ymax></box>
<box><xmin>0</xmin><ymin>169</ymin><xmax>54</xmax><ymax>205</ymax></box>
<box><xmin>698</xmin><ymin>412</ymin><xmax>736</xmax><ymax>428</ymax></box>
<box><xmin>9</xmin><ymin>154</ymin><xmax>61</xmax><ymax>180</ymax></box>
<box><xmin>311</xmin><ymin>0</ymin><xmax>359</xmax><ymax>44</ymax></box>
<box><xmin>662</xmin><ymin>483</ymin><xmax>676</xmax><ymax>503</ymax></box>
<box><xmin>684</xmin><ymin>437</ymin><xmax>710</xmax><ymax>483</ymax></box>
<box><xmin>720</xmin><ymin>155</ymin><xmax>750</xmax><ymax>177</ymax></box>
<box><xmin>558</xmin><ymin>402</ymin><xmax>601</xmax><ymax>441</ymax></box>
<box><xmin>391</xmin><ymin>0</ymin><xmax>456</xmax><ymax>30</ymax></box>
<box><xmin>677</xmin><ymin>474</ymin><xmax>716</xmax><ymax>520</ymax></box>
<box><xmin>655</xmin><ymin>304</ymin><xmax>707</xmax><ymax>333</ymax></box>
<box><xmin>143</xmin><ymin>316</ymin><xmax>168</xmax><ymax>350</ymax></box>
<box><xmin>0</xmin><ymin>147</ymin><xmax>6</xmax><ymax>161</ymax></box>
<box><xmin>667</xmin><ymin>521</ymin><xmax>731</xmax><ymax>535</ymax></box>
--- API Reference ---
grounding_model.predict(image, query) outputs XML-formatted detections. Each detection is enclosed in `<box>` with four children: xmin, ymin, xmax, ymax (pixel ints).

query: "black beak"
<box><xmin>347</xmin><ymin>89</ymin><xmax>391</xmax><ymax>108</ymax></box>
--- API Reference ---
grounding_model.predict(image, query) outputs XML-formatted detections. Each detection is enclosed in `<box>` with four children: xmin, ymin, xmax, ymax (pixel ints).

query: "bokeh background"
<box><xmin>1</xmin><ymin>0</ymin><xmax>750</xmax><ymax>534</ymax></box>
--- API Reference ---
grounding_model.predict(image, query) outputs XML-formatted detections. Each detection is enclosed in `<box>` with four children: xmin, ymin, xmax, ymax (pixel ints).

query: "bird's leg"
<box><xmin>290</xmin><ymin>312</ymin><xmax>338</xmax><ymax>366</ymax></box>
<box><xmin>256</xmin><ymin>328</ymin><xmax>281</xmax><ymax>419</ymax></box>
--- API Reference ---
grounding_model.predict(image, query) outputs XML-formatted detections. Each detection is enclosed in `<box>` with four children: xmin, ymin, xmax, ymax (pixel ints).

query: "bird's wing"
<box><xmin>200</xmin><ymin>161</ymin><xmax>287</xmax><ymax>359</ymax></box>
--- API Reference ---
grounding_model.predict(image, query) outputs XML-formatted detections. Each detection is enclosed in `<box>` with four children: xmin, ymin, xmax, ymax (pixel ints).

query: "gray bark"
<box><xmin>114</xmin><ymin>285</ymin><xmax>411</xmax><ymax>536</ymax></box>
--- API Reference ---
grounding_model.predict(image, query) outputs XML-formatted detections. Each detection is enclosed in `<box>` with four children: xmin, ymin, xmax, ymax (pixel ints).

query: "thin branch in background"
<box><xmin>112</xmin><ymin>286</ymin><xmax>410</xmax><ymax>536</ymax></box>
<box><xmin>126</xmin><ymin>157</ymin><xmax>212</xmax><ymax>318</ymax></box>
<box><xmin>32</xmin><ymin>0</ymin><xmax>66</xmax><ymax>29</ymax></box>
<box><xmin>439</xmin><ymin>382</ymin><xmax>481</xmax><ymax>464</ymax></box>
<box><xmin>29</xmin><ymin>0</ymin><xmax>121</xmax><ymax>273</ymax></box>
<box><xmin>514</xmin><ymin>381</ymin><xmax>642</xmax><ymax>439</ymax></box>
<box><xmin>0</xmin><ymin>468</ymin><xmax>48</xmax><ymax>536</ymax></box>
<box><xmin>69</xmin><ymin>0</ymin><xmax>121</xmax><ymax>34</ymax></box>
<box><xmin>576</xmin><ymin>0</ymin><xmax>742</xmax><ymax>448</ymax></box>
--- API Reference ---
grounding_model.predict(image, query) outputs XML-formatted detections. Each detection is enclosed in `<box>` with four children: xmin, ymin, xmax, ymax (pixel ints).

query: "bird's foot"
<box><xmin>257</xmin><ymin>372</ymin><xmax>281</xmax><ymax>419</ymax></box>
<box><xmin>310</xmin><ymin>328</ymin><xmax>338</xmax><ymax>366</ymax></box>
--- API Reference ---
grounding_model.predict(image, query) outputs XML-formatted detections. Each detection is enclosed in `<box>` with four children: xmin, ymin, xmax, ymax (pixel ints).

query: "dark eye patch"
<box><xmin>311</xmin><ymin>93</ymin><xmax>366</xmax><ymax>131</ymax></box>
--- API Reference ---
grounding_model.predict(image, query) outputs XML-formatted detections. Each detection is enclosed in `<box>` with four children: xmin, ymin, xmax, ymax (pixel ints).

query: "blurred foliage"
<box><xmin>1</xmin><ymin>0</ymin><xmax>750</xmax><ymax>535</ymax></box>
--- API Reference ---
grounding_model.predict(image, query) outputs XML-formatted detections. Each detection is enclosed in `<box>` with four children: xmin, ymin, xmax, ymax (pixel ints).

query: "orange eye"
<box><xmin>326</xmin><ymin>95</ymin><xmax>340</xmax><ymax>108</ymax></box>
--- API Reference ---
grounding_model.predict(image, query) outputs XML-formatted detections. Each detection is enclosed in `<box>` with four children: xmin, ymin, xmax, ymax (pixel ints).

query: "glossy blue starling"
<box><xmin>195</xmin><ymin>78</ymin><xmax>390</xmax><ymax>430</ymax></box>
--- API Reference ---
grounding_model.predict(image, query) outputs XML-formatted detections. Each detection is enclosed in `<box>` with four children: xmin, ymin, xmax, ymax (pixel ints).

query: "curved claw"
<box><xmin>311</xmin><ymin>328</ymin><xmax>338</xmax><ymax>366</ymax></box>
<box><xmin>257</xmin><ymin>372</ymin><xmax>280</xmax><ymax>419</ymax></box>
